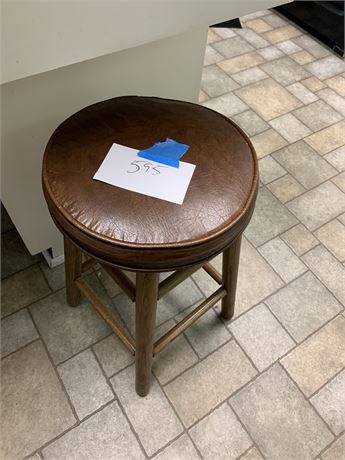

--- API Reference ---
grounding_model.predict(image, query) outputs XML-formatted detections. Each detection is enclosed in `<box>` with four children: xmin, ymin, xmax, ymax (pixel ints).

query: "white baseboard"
<box><xmin>42</xmin><ymin>249</ymin><xmax>64</xmax><ymax>268</ymax></box>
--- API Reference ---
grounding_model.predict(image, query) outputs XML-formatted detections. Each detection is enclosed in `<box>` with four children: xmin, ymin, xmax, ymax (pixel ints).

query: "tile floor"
<box><xmin>1</xmin><ymin>9</ymin><xmax>345</xmax><ymax>460</ymax></box>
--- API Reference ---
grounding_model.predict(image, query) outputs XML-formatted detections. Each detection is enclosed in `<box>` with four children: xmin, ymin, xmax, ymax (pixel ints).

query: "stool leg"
<box><xmin>135</xmin><ymin>272</ymin><xmax>159</xmax><ymax>397</ymax></box>
<box><xmin>64</xmin><ymin>236</ymin><xmax>82</xmax><ymax>307</ymax></box>
<box><xmin>221</xmin><ymin>235</ymin><xmax>242</xmax><ymax>321</ymax></box>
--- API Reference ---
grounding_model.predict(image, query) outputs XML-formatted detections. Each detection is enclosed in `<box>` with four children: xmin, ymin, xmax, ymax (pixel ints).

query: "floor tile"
<box><xmin>189</xmin><ymin>403</ymin><xmax>252</xmax><ymax>460</ymax></box>
<box><xmin>257</xmin><ymin>45</ymin><xmax>284</xmax><ymax>61</ymax></box>
<box><xmin>315</xmin><ymin>219</ymin><xmax>345</xmax><ymax>261</ymax></box>
<box><xmin>286</xmin><ymin>81</ymin><xmax>318</xmax><ymax>104</ymax></box>
<box><xmin>233</xmin><ymin>110</ymin><xmax>269</xmax><ymax>136</ymax></box>
<box><xmin>218</xmin><ymin>52</ymin><xmax>265</xmax><ymax>75</ymax></box>
<box><xmin>263</xmin><ymin>14</ymin><xmax>288</xmax><ymax>29</ymax></box>
<box><xmin>1</xmin><ymin>229</ymin><xmax>42</xmax><ymax>279</ymax></box>
<box><xmin>165</xmin><ymin>341</ymin><xmax>257</xmax><ymax>427</ymax></box>
<box><xmin>291</xmin><ymin>50</ymin><xmax>315</xmax><ymax>65</ymax></box>
<box><xmin>58</xmin><ymin>349</ymin><xmax>114</xmax><ymax>420</ymax></box>
<box><xmin>302</xmin><ymin>76</ymin><xmax>326</xmax><ymax>92</ymax></box>
<box><xmin>152</xmin><ymin>435</ymin><xmax>200</xmax><ymax>460</ymax></box>
<box><xmin>231</xmin><ymin>67</ymin><xmax>268</xmax><ymax>86</ymax></box>
<box><xmin>245</xmin><ymin>187</ymin><xmax>297</xmax><ymax>246</ymax></box>
<box><xmin>266</xmin><ymin>271</ymin><xmax>342</xmax><ymax>342</ymax></box>
<box><xmin>93</xmin><ymin>333</ymin><xmax>134</xmax><ymax>377</ymax></box>
<box><xmin>1</xmin><ymin>265</ymin><xmax>50</xmax><ymax>317</ymax></box>
<box><xmin>230</xmin><ymin>364</ymin><xmax>334</xmax><ymax>460</ymax></box>
<box><xmin>333</xmin><ymin>171</ymin><xmax>345</xmax><ymax>193</ymax></box>
<box><xmin>240</xmin><ymin>447</ymin><xmax>264</xmax><ymax>460</ymax></box>
<box><xmin>302</xmin><ymin>245</ymin><xmax>345</xmax><ymax>305</ymax></box>
<box><xmin>321</xmin><ymin>433</ymin><xmax>345</xmax><ymax>460</ymax></box>
<box><xmin>267</xmin><ymin>174</ymin><xmax>305</xmax><ymax>203</ymax></box>
<box><xmin>211</xmin><ymin>28</ymin><xmax>236</xmax><ymax>40</ymax></box>
<box><xmin>30</xmin><ymin>276</ymin><xmax>111</xmax><ymax>364</ymax></box>
<box><xmin>280</xmin><ymin>224</ymin><xmax>319</xmax><ymax>256</ymax></box>
<box><xmin>95</xmin><ymin>267</ymin><xmax>122</xmax><ymax>298</ymax></box>
<box><xmin>258</xmin><ymin>237</ymin><xmax>307</xmax><ymax>283</ymax></box>
<box><xmin>261</xmin><ymin>56</ymin><xmax>310</xmax><ymax>86</ymax></box>
<box><xmin>273</xmin><ymin>140</ymin><xmax>337</xmax><ymax>189</ymax></box>
<box><xmin>250</xmin><ymin>128</ymin><xmax>287</xmax><ymax>158</ymax></box>
<box><xmin>198</xmin><ymin>89</ymin><xmax>208</xmax><ymax>103</ymax></box>
<box><xmin>229</xmin><ymin>303</ymin><xmax>295</xmax><ymax>370</ymax></box>
<box><xmin>236</xmin><ymin>28</ymin><xmax>270</xmax><ymax>48</ymax></box>
<box><xmin>305</xmin><ymin>120</ymin><xmax>345</xmax><ymax>155</ymax></box>
<box><xmin>201</xmin><ymin>65</ymin><xmax>239</xmax><ymax>97</ymax></box>
<box><xmin>1</xmin><ymin>341</ymin><xmax>76</xmax><ymax>459</ymax></box>
<box><xmin>111</xmin><ymin>365</ymin><xmax>183</xmax><ymax>456</ymax></box>
<box><xmin>258</xmin><ymin>156</ymin><xmax>286</xmax><ymax>184</ymax></box>
<box><xmin>153</xmin><ymin>319</ymin><xmax>199</xmax><ymax>384</ymax></box>
<box><xmin>42</xmin><ymin>402</ymin><xmax>144</xmax><ymax>460</ymax></box>
<box><xmin>241</xmin><ymin>10</ymin><xmax>270</xmax><ymax>21</ymax></box>
<box><xmin>277</xmin><ymin>39</ymin><xmax>302</xmax><ymax>55</ymax></box>
<box><xmin>213</xmin><ymin>36</ymin><xmax>254</xmax><ymax>59</ymax></box>
<box><xmin>287</xmin><ymin>182</ymin><xmax>345</xmax><ymax>231</ymax></box>
<box><xmin>202</xmin><ymin>92</ymin><xmax>248</xmax><ymax>118</ymax></box>
<box><xmin>317</xmin><ymin>88</ymin><xmax>345</xmax><ymax>117</ymax></box>
<box><xmin>1</xmin><ymin>308</ymin><xmax>38</xmax><ymax>357</ymax></box>
<box><xmin>245</xmin><ymin>18</ymin><xmax>273</xmax><ymax>34</ymax></box>
<box><xmin>26</xmin><ymin>454</ymin><xmax>41</xmax><ymax>460</ymax></box>
<box><xmin>204</xmin><ymin>45</ymin><xmax>223</xmax><ymax>66</ymax></box>
<box><xmin>324</xmin><ymin>145</ymin><xmax>345</xmax><ymax>171</ymax></box>
<box><xmin>281</xmin><ymin>315</ymin><xmax>345</xmax><ymax>396</ymax></box>
<box><xmin>293</xmin><ymin>100</ymin><xmax>343</xmax><ymax>132</ymax></box>
<box><xmin>293</xmin><ymin>35</ymin><xmax>330</xmax><ymax>59</ymax></box>
<box><xmin>207</xmin><ymin>28</ymin><xmax>221</xmax><ymax>44</ymax></box>
<box><xmin>40</xmin><ymin>261</ymin><xmax>65</xmax><ymax>291</ymax></box>
<box><xmin>311</xmin><ymin>370</ymin><xmax>345</xmax><ymax>435</ymax></box>
<box><xmin>235</xmin><ymin>78</ymin><xmax>301</xmax><ymax>120</ymax></box>
<box><xmin>325</xmin><ymin>75</ymin><xmax>345</xmax><ymax>97</ymax></box>
<box><xmin>269</xmin><ymin>113</ymin><xmax>311</xmax><ymax>143</ymax></box>
<box><xmin>263</xmin><ymin>25</ymin><xmax>303</xmax><ymax>44</ymax></box>
<box><xmin>306</xmin><ymin>55</ymin><xmax>345</xmax><ymax>80</ymax></box>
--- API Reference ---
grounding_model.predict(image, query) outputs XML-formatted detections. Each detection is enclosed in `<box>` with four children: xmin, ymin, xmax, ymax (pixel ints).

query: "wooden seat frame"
<box><xmin>64</xmin><ymin>234</ymin><xmax>241</xmax><ymax>397</ymax></box>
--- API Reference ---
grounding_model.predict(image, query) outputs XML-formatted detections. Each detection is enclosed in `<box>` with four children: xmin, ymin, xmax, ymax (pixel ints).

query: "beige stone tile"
<box><xmin>321</xmin><ymin>433</ymin><xmax>345</xmax><ymax>460</ymax></box>
<box><xmin>293</xmin><ymin>35</ymin><xmax>330</xmax><ymax>59</ymax></box>
<box><xmin>306</xmin><ymin>55</ymin><xmax>345</xmax><ymax>80</ymax></box>
<box><xmin>189</xmin><ymin>403</ymin><xmax>252</xmax><ymax>460</ymax></box>
<box><xmin>291</xmin><ymin>50</ymin><xmax>315</xmax><ymax>65</ymax></box>
<box><xmin>201</xmin><ymin>65</ymin><xmax>239</xmax><ymax>97</ymax></box>
<box><xmin>204</xmin><ymin>45</ymin><xmax>223</xmax><ymax>66</ymax></box>
<box><xmin>333</xmin><ymin>171</ymin><xmax>345</xmax><ymax>192</ymax></box>
<box><xmin>315</xmin><ymin>219</ymin><xmax>345</xmax><ymax>262</ymax></box>
<box><xmin>324</xmin><ymin>145</ymin><xmax>345</xmax><ymax>171</ymax></box>
<box><xmin>325</xmin><ymin>75</ymin><xmax>345</xmax><ymax>96</ymax></box>
<box><xmin>153</xmin><ymin>435</ymin><xmax>200</xmax><ymax>460</ymax></box>
<box><xmin>263</xmin><ymin>25</ymin><xmax>303</xmax><ymax>44</ymax></box>
<box><xmin>287</xmin><ymin>182</ymin><xmax>345</xmax><ymax>231</ymax></box>
<box><xmin>258</xmin><ymin>237</ymin><xmax>307</xmax><ymax>283</ymax></box>
<box><xmin>202</xmin><ymin>92</ymin><xmax>248</xmax><ymax>118</ymax></box>
<box><xmin>198</xmin><ymin>89</ymin><xmax>208</xmax><ymax>103</ymax></box>
<box><xmin>317</xmin><ymin>88</ymin><xmax>345</xmax><ymax>116</ymax></box>
<box><xmin>231</xmin><ymin>67</ymin><xmax>268</xmax><ymax>86</ymax></box>
<box><xmin>266</xmin><ymin>271</ymin><xmax>342</xmax><ymax>342</ymax></box>
<box><xmin>230</xmin><ymin>364</ymin><xmax>334</xmax><ymax>459</ymax></box>
<box><xmin>1</xmin><ymin>308</ymin><xmax>38</xmax><ymax>357</ymax></box>
<box><xmin>235</xmin><ymin>78</ymin><xmax>302</xmax><ymax>121</ymax></box>
<box><xmin>207</xmin><ymin>28</ymin><xmax>221</xmax><ymax>44</ymax></box>
<box><xmin>111</xmin><ymin>366</ymin><xmax>183</xmax><ymax>455</ymax></box>
<box><xmin>229</xmin><ymin>303</ymin><xmax>295</xmax><ymax>370</ymax></box>
<box><xmin>281</xmin><ymin>316</ymin><xmax>345</xmax><ymax>396</ymax></box>
<box><xmin>233</xmin><ymin>110</ymin><xmax>269</xmax><ymax>136</ymax></box>
<box><xmin>236</xmin><ymin>28</ymin><xmax>270</xmax><ymax>49</ymax></box>
<box><xmin>267</xmin><ymin>174</ymin><xmax>305</xmax><ymax>203</ymax></box>
<box><xmin>305</xmin><ymin>120</ymin><xmax>345</xmax><ymax>155</ymax></box>
<box><xmin>263</xmin><ymin>13</ymin><xmax>288</xmax><ymax>28</ymax></box>
<box><xmin>257</xmin><ymin>45</ymin><xmax>284</xmax><ymax>61</ymax></box>
<box><xmin>302</xmin><ymin>76</ymin><xmax>326</xmax><ymax>92</ymax></box>
<box><xmin>241</xmin><ymin>447</ymin><xmax>264</xmax><ymax>460</ymax></box>
<box><xmin>241</xmin><ymin>10</ymin><xmax>270</xmax><ymax>21</ymax></box>
<box><xmin>1</xmin><ymin>341</ymin><xmax>76</xmax><ymax>459</ymax></box>
<box><xmin>165</xmin><ymin>341</ymin><xmax>257</xmax><ymax>427</ymax></box>
<box><xmin>212</xmin><ymin>27</ymin><xmax>236</xmax><ymax>40</ymax></box>
<box><xmin>302</xmin><ymin>245</ymin><xmax>345</xmax><ymax>306</ymax></box>
<box><xmin>213</xmin><ymin>36</ymin><xmax>254</xmax><ymax>59</ymax></box>
<box><xmin>93</xmin><ymin>333</ymin><xmax>134</xmax><ymax>377</ymax></box>
<box><xmin>1</xmin><ymin>265</ymin><xmax>50</xmax><ymax>317</ymax></box>
<box><xmin>245</xmin><ymin>18</ymin><xmax>273</xmax><ymax>33</ymax></box>
<box><xmin>269</xmin><ymin>113</ymin><xmax>312</xmax><ymax>143</ymax></box>
<box><xmin>273</xmin><ymin>140</ymin><xmax>337</xmax><ymax>189</ymax></box>
<box><xmin>218</xmin><ymin>52</ymin><xmax>264</xmax><ymax>75</ymax></box>
<box><xmin>245</xmin><ymin>187</ymin><xmax>298</xmax><ymax>246</ymax></box>
<box><xmin>251</xmin><ymin>129</ymin><xmax>287</xmax><ymax>158</ymax></box>
<box><xmin>294</xmin><ymin>100</ymin><xmax>343</xmax><ymax>132</ymax></box>
<box><xmin>261</xmin><ymin>56</ymin><xmax>310</xmax><ymax>86</ymax></box>
<box><xmin>43</xmin><ymin>402</ymin><xmax>144</xmax><ymax>460</ymax></box>
<box><xmin>281</xmin><ymin>224</ymin><xmax>319</xmax><ymax>256</ymax></box>
<box><xmin>58</xmin><ymin>349</ymin><xmax>114</xmax><ymax>420</ymax></box>
<box><xmin>286</xmin><ymin>81</ymin><xmax>318</xmax><ymax>104</ymax></box>
<box><xmin>277</xmin><ymin>40</ymin><xmax>302</xmax><ymax>55</ymax></box>
<box><xmin>311</xmin><ymin>370</ymin><xmax>345</xmax><ymax>435</ymax></box>
<box><xmin>258</xmin><ymin>156</ymin><xmax>286</xmax><ymax>184</ymax></box>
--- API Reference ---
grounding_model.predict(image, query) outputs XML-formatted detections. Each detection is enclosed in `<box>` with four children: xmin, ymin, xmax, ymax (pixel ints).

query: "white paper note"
<box><xmin>93</xmin><ymin>143</ymin><xmax>195</xmax><ymax>205</ymax></box>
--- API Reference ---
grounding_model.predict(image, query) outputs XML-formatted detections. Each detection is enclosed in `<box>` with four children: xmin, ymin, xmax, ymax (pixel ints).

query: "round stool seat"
<box><xmin>43</xmin><ymin>96</ymin><xmax>258</xmax><ymax>271</ymax></box>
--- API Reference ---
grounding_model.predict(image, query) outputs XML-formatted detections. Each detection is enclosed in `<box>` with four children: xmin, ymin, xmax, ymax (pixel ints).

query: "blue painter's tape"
<box><xmin>137</xmin><ymin>138</ymin><xmax>189</xmax><ymax>168</ymax></box>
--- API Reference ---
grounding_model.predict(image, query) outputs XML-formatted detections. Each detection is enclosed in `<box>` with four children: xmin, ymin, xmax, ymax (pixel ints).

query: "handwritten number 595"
<box><xmin>127</xmin><ymin>160</ymin><xmax>166</xmax><ymax>175</ymax></box>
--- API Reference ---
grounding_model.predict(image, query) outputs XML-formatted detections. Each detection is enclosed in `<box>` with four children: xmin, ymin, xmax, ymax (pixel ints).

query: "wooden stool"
<box><xmin>42</xmin><ymin>96</ymin><xmax>258</xmax><ymax>396</ymax></box>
